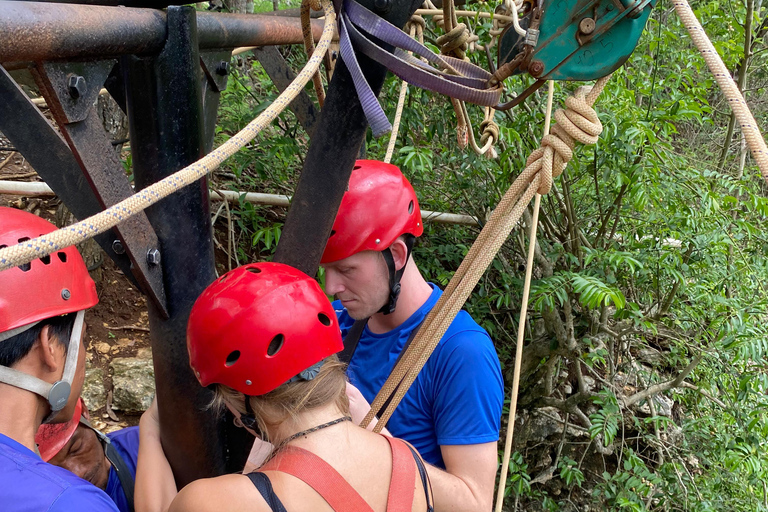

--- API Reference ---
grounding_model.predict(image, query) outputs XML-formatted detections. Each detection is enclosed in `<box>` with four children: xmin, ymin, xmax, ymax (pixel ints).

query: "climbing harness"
<box><xmin>251</xmin><ymin>435</ymin><xmax>433</xmax><ymax>512</ymax></box>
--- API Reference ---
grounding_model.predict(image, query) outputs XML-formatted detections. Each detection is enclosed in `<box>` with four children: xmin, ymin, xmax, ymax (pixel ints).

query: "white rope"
<box><xmin>0</xmin><ymin>0</ymin><xmax>336</xmax><ymax>272</ymax></box>
<box><xmin>492</xmin><ymin>79</ymin><xmax>554</xmax><ymax>512</ymax></box>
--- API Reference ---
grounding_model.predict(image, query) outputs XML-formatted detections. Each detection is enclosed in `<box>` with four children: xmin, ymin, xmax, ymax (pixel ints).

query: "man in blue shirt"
<box><xmin>320</xmin><ymin>162</ymin><xmax>504</xmax><ymax>512</ymax></box>
<box><xmin>37</xmin><ymin>398</ymin><xmax>139</xmax><ymax>512</ymax></box>
<box><xmin>0</xmin><ymin>207</ymin><xmax>118</xmax><ymax>512</ymax></box>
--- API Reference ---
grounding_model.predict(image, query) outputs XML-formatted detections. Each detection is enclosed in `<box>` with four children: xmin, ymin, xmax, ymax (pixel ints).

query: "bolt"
<box><xmin>61</xmin><ymin>288</ymin><xmax>71</xmax><ymax>300</ymax></box>
<box><xmin>67</xmin><ymin>74</ymin><xmax>87</xmax><ymax>99</ymax></box>
<box><xmin>331</xmin><ymin>50</ymin><xmax>338</xmax><ymax>61</ymax></box>
<box><xmin>529</xmin><ymin>60</ymin><xmax>545</xmax><ymax>78</ymax></box>
<box><xmin>146</xmin><ymin>248</ymin><xmax>161</xmax><ymax>266</ymax></box>
<box><xmin>216</xmin><ymin>61</ymin><xmax>230</xmax><ymax>76</ymax></box>
<box><xmin>112</xmin><ymin>239</ymin><xmax>125</xmax><ymax>255</ymax></box>
<box><xmin>373</xmin><ymin>0</ymin><xmax>392</xmax><ymax>12</ymax></box>
<box><xmin>579</xmin><ymin>17</ymin><xmax>596</xmax><ymax>35</ymax></box>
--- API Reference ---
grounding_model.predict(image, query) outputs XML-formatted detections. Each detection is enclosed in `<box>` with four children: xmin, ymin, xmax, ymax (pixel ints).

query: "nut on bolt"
<box><xmin>146</xmin><ymin>248</ymin><xmax>161</xmax><ymax>266</ymax></box>
<box><xmin>216</xmin><ymin>61</ymin><xmax>230</xmax><ymax>76</ymax></box>
<box><xmin>112</xmin><ymin>239</ymin><xmax>125</xmax><ymax>255</ymax></box>
<box><xmin>67</xmin><ymin>74</ymin><xmax>87</xmax><ymax>99</ymax></box>
<box><xmin>528</xmin><ymin>60</ymin><xmax>545</xmax><ymax>78</ymax></box>
<box><xmin>578</xmin><ymin>17</ymin><xmax>596</xmax><ymax>35</ymax></box>
<box><xmin>373</xmin><ymin>0</ymin><xmax>392</xmax><ymax>12</ymax></box>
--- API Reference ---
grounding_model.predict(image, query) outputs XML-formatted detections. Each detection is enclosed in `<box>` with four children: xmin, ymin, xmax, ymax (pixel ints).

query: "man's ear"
<box><xmin>388</xmin><ymin>238</ymin><xmax>410</xmax><ymax>272</ymax></box>
<box><xmin>37</xmin><ymin>325</ymin><xmax>64</xmax><ymax>373</ymax></box>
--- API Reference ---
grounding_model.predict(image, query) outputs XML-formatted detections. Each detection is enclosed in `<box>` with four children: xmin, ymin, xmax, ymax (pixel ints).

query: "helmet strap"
<box><xmin>0</xmin><ymin>310</ymin><xmax>84</xmax><ymax>423</ymax></box>
<box><xmin>378</xmin><ymin>235</ymin><xmax>416</xmax><ymax>315</ymax></box>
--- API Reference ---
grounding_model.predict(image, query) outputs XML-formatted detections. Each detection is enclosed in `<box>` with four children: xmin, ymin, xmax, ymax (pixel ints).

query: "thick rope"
<box><xmin>384</xmin><ymin>15</ymin><xmax>425</xmax><ymax>164</ymax></box>
<box><xmin>301</xmin><ymin>0</ymin><xmax>327</xmax><ymax>107</ymax></box>
<box><xmin>492</xmin><ymin>79</ymin><xmax>554</xmax><ymax>512</ymax></box>
<box><xmin>673</xmin><ymin>0</ymin><xmax>768</xmax><ymax>182</ymax></box>
<box><xmin>362</xmin><ymin>75</ymin><xmax>611</xmax><ymax>432</ymax></box>
<box><xmin>0</xmin><ymin>0</ymin><xmax>336</xmax><ymax>272</ymax></box>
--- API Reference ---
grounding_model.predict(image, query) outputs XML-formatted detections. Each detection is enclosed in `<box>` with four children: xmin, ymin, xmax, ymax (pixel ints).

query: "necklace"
<box><xmin>282</xmin><ymin>416</ymin><xmax>352</xmax><ymax>445</ymax></box>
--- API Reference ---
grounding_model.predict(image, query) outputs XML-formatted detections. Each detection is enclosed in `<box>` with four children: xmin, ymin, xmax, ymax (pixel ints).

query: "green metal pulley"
<box><xmin>498</xmin><ymin>0</ymin><xmax>656</xmax><ymax>81</ymax></box>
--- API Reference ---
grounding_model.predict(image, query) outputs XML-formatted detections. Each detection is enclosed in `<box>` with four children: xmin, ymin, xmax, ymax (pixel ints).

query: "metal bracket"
<box><xmin>33</xmin><ymin>60</ymin><xmax>168</xmax><ymax>318</ymax></box>
<box><xmin>200</xmin><ymin>50</ymin><xmax>232</xmax><ymax>153</ymax></box>
<box><xmin>200</xmin><ymin>51</ymin><xmax>231</xmax><ymax>93</ymax></box>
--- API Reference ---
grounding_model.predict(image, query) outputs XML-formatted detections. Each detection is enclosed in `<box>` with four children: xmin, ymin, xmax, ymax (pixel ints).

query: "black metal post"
<box><xmin>273</xmin><ymin>0</ymin><xmax>423</xmax><ymax>275</ymax></box>
<box><xmin>124</xmin><ymin>6</ymin><xmax>242</xmax><ymax>486</ymax></box>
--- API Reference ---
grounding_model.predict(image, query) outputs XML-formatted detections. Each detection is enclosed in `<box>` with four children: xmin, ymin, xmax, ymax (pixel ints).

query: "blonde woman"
<box><xmin>135</xmin><ymin>263</ymin><xmax>432</xmax><ymax>512</ymax></box>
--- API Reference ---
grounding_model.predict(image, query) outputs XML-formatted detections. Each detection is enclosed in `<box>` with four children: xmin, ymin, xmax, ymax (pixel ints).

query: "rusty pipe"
<box><xmin>0</xmin><ymin>1</ymin><xmax>325</xmax><ymax>63</ymax></box>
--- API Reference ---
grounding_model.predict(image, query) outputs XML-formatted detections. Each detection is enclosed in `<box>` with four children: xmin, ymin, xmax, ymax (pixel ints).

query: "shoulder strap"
<box><xmin>404</xmin><ymin>443</ymin><xmax>434</xmax><ymax>512</ymax></box>
<box><xmin>93</xmin><ymin>429</ymin><xmax>135</xmax><ymax>512</ymax></box>
<box><xmin>246</xmin><ymin>473</ymin><xmax>289</xmax><ymax>512</ymax></box>
<box><xmin>339</xmin><ymin>318</ymin><xmax>368</xmax><ymax>364</ymax></box>
<box><xmin>383</xmin><ymin>437</ymin><xmax>415</xmax><ymax>511</ymax></box>
<box><xmin>261</xmin><ymin>446</ymin><xmax>374</xmax><ymax>512</ymax></box>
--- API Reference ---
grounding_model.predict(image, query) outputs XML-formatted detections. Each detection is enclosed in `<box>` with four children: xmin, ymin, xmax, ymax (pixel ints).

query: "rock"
<box><xmin>94</xmin><ymin>342</ymin><xmax>111</xmax><ymax>355</ymax></box>
<box><xmin>111</xmin><ymin>355</ymin><xmax>155</xmax><ymax>412</ymax></box>
<box><xmin>638</xmin><ymin>394</ymin><xmax>674</xmax><ymax>417</ymax></box>
<box><xmin>81</xmin><ymin>366</ymin><xmax>105</xmax><ymax>411</ymax></box>
<box><xmin>638</xmin><ymin>347</ymin><xmax>664</xmax><ymax>366</ymax></box>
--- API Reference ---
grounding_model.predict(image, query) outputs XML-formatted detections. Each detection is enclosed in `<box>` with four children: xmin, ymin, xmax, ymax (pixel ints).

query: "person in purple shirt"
<box><xmin>0</xmin><ymin>207</ymin><xmax>118</xmax><ymax>512</ymax></box>
<box><xmin>37</xmin><ymin>398</ymin><xmax>139</xmax><ymax>512</ymax></box>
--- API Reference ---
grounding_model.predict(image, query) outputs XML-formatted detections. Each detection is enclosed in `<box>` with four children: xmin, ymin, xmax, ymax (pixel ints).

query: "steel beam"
<box><xmin>124</xmin><ymin>5</ymin><xmax>250</xmax><ymax>485</ymax></box>
<box><xmin>254</xmin><ymin>46</ymin><xmax>319</xmax><ymax>138</ymax></box>
<box><xmin>0</xmin><ymin>65</ymin><xmax>136</xmax><ymax>279</ymax></box>
<box><xmin>0</xmin><ymin>1</ymin><xmax>325</xmax><ymax>63</ymax></box>
<box><xmin>273</xmin><ymin>0</ymin><xmax>423</xmax><ymax>275</ymax></box>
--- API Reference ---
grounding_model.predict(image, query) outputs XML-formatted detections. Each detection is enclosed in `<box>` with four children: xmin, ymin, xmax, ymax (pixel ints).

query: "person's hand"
<box><xmin>345</xmin><ymin>382</ymin><xmax>391</xmax><ymax>436</ymax></box>
<box><xmin>140</xmin><ymin>396</ymin><xmax>161</xmax><ymax>437</ymax></box>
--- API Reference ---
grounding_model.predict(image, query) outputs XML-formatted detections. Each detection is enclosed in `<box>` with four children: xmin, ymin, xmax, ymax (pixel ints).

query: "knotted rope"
<box><xmin>0</xmin><ymin>0</ymin><xmax>337</xmax><ymax>272</ymax></box>
<box><xmin>361</xmin><ymin>76</ymin><xmax>611</xmax><ymax>434</ymax></box>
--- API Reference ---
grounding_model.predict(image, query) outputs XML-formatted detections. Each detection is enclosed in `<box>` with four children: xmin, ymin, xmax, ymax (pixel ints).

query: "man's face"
<box><xmin>322</xmin><ymin>251</ymin><xmax>390</xmax><ymax>320</ymax></box>
<box><xmin>48</xmin><ymin>423</ymin><xmax>111</xmax><ymax>490</ymax></box>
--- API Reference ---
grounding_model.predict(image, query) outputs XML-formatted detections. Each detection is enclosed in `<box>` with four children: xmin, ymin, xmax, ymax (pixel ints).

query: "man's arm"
<box><xmin>426</xmin><ymin>442</ymin><xmax>498</xmax><ymax>512</ymax></box>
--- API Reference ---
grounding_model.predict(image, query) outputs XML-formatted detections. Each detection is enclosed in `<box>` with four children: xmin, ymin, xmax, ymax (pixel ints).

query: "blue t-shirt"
<box><xmin>105</xmin><ymin>426</ymin><xmax>140</xmax><ymax>512</ymax></box>
<box><xmin>0</xmin><ymin>432</ymin><xmax>119</xmax><ymax>512</ymax></box>
<box><xmin>336</xmin><ymin>284</ymin><xmax>504</xmax><ymax>468</ymax></box>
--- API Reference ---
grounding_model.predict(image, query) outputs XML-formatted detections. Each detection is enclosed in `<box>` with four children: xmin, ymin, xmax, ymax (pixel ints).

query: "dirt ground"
<box><xmin>1</xmin><ymin>147</ymin><xmax>151</xmax><ymax>429</ymax></box>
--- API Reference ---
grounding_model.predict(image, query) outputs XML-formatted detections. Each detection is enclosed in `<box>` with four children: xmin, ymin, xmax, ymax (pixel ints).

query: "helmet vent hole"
<box><xmin>225</xmin><ymin>350</ymin><xmax>241</xmax><ymax>367</ymax></box>
<box><xmin>408</xmin><ymin>200</ymin><xmax>414</xmax><ymax>214</ymax></box>
<box><xmin>330</xmin><ymin>230</ymin><xmax>336</xmax><ymax>237</ymax></box>
<box><xmin>18</xmin><ymin>262</ymin><xmax>31</xmax><ymax>272</ymax></box>
<box><xmin>353</xmin><ymin>165</ymin><xmax>361</xmax><ymax>170</ymax></box>
<box><xmin>247</xmin><ymin>267</ymin><xmax>262</xmax><ymax>274</ymax></box>
<box><xmin>267</xmin><ymin>334</ymin><xmax>284</xmax><ymax>357</ymax></box>
<box><xmin>18</xmin><ymin>237</ymin><xmax>30</xmax><ymax>244</ymax></box>
<box><xmin>40</xmin><ymin>255</ymin><xmax>51</xmax><ymax>265</ymax></box>
<box><xmin>318</xmin><ymin>313</ymin><xmax>332</xmax><ymax>326</ymax></box>
<box><xmin>57</xmin><ymin>252</ymin><xmax>67</xmax><ymax>263</ymax></box>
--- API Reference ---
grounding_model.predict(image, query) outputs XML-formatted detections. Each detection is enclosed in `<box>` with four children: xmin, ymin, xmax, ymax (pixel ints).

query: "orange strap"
<box><xmin>261</xmin><ymin>437</ymin><xmax>417</xmax><ymax>511</ymax></box>
<box><xmin>384</xmin><ymin>436</ymin><xmax>416</xmax><ymax>511</ymax></box>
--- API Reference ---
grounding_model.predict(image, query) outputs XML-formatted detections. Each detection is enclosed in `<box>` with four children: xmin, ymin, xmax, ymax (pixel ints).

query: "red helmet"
<box><xmin>0</xmin><ymin>207</ymin><xmax>98</xmax><ymax>338</ymax></box>
<box><xmin>320</xmin><ymin>160</ymin><xmax>423</xmax><ymax>264</ymax></box>
<box><xmin>35</xmin><ymin>398</ymin><xmax>85</xmax><ymax>462</ymax></box>
<box><xmin>187</xmin><ymin>263</ymin><xmax>343</xmax><ymax>396</ymax></box>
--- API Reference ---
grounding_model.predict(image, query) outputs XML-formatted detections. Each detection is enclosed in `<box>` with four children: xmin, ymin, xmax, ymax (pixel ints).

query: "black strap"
<box><xmin>342</xmin><ymin>317</ymin><xmax>426</xmax><ymax>418</ymax></box>
<box><xmin>246</xmin><ymin>473</ymin><xmax>289</xmax><ymax>512</ymax></box>
<box><xmin>93</xmin><ymin>429</ymin><xmax>135</xmax><ymax>512</ymax></box>
<box><xmin>405</xmin><ymin>444</ymin><xmax>434</xmax><ymax>512</ymax></box>
<box><xmin>339</xmin><ymin>319</ymin><xmax>368</xmax><ymax>365</ymax></box>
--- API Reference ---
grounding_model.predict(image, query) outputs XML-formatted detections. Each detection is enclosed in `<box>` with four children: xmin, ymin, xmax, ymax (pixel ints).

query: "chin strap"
<box><xmin>378</xmin><ymin>236</ymin><xmax>416</xmax><ymax>315</ymax></box>
<box><xmin>0</xmin><ymin>310</ymin><xmax>84</xmax><ymax>423</ymax></box>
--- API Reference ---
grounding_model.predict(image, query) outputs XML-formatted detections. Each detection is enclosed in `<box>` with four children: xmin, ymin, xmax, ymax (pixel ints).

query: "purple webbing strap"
<box><xmin>338</xmin><ymin>17</ymin><xmax>392</xmax><ymax>136</ymax></box>
<box><xmin>335</xmin><ymin>0</ymin><xmax>503</xmax><ymax>136</ymax></box>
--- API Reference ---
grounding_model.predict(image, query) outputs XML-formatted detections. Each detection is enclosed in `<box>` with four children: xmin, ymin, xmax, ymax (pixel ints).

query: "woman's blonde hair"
<box><xmin>211</xmin><ymin>356</ymin><xmax>349</xmax><ymax>443</ymax></box>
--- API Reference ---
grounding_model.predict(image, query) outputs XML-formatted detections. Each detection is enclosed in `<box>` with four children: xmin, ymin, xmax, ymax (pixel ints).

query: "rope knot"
<box><xmin>437</xmin><ymin>22</ymin><xmax>471</xmax><ymax>59</ymax></box>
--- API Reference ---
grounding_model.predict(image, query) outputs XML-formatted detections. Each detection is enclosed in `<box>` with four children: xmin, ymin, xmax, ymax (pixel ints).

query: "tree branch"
<box><xmin>624</xmin><ymin>353</ymin><xmax>704</xmax><ymax>407</ymax></box>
